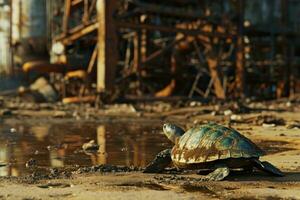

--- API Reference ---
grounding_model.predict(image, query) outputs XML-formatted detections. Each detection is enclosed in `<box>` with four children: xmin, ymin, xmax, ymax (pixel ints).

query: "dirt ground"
<box><xmin>0</xmin><ymin>98</ymin><xmax>300</xmax><ymax>200</ymax></box>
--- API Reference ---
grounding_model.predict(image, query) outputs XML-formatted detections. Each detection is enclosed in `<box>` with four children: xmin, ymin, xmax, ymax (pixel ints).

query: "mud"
<box><xmin>0</xmin><ymin>97</ymin><xmax>300</xmax><ymax>199</ymax></box>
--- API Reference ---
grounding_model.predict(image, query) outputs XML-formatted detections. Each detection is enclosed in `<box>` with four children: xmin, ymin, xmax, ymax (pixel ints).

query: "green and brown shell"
<box><xmin>171</xmin><ymin>123</ymin><xmax>264</xmax><ymax>165</ymax></box>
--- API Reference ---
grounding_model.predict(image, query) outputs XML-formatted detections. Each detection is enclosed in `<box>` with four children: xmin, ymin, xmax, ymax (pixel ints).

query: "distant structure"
<box><xmin>0</xmin><ymin>0</ymin><xmax>300</xmax><ymax>100</ymax></box>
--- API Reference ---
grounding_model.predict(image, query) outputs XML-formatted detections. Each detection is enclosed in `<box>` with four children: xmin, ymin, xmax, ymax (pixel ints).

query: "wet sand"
<box><xmin>0</xmin><ymin>102</ymin><xmax>300</xmax><ymax>199</ymax></box>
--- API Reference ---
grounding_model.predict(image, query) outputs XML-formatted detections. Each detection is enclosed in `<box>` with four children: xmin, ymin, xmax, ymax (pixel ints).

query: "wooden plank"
<box><xmin>97</xmin><ymin>0</ymin><xmax>118</xmax><ymax>92</ymax></box>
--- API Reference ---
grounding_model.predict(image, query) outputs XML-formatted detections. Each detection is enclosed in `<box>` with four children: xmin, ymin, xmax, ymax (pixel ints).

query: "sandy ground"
<box><xmin>0</xmin><ymin>105</ymin><xmax>300</xmax><ymax>199</ymax></box>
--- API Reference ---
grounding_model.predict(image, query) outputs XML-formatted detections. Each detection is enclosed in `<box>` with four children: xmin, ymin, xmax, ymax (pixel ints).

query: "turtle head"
<box><xmin>163</xmin><ymin>123</ymin><xmax>185</xmax><ymax>143</ymax></box>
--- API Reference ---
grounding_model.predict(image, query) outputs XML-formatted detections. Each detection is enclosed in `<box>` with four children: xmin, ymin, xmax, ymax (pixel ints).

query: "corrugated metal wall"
<box><xmin>11</xmin><ymin>0</ymin><xmax>47</xmax><ymax>42</ymax></box>
<box><xmin>11</xmin><ymin>0</ymin><xmax>48</xmax><ymax>66</ymax></box>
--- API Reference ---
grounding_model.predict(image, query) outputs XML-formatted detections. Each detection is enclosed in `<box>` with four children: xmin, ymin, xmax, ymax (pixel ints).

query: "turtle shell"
<box><xmin>171</xmin><ymin>123</ymin><xmax>264</xmax><ymax>164</ymax></box>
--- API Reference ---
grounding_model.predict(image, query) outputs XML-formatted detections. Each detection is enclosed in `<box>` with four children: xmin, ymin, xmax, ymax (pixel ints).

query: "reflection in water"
<box><xmin>97</xmin><ymin>126</ymin><xmax>107</xmax><ymax>165</ymax></box>
<box><xmin>0</xmin><ymin>121</ymin><xmax>170</xmax><ymax>177</ymax></box>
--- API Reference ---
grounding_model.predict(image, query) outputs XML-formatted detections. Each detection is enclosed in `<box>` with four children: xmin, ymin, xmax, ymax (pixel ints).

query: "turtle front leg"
<box><xmin>143</xmin><ymin>149</ymin><xmax>172</xmax><ymax>173</ymax></box>
<box><xmin>203</xmin><ymin>165</ymin><xmax>230</xmax><ymax>181</ymax></box>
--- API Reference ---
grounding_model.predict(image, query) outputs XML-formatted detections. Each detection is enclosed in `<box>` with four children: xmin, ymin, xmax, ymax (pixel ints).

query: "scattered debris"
<box><xmin>82</xmin><ymin>140</ymin><xmax>99</xmax><ymax>152</ymax></box>
<box><xmin>19</xmin><ymin>77</ymin><xmax>59</xmax><ymax>103</ymax></box>
<box><xmin>253</xmin><ymin>115</ymin><xmax>286</xmax><ymax>126</ymax></box>
<box><xmin>26</xmin><ymin>158</ymin><xmax>37</xmax><ymax>168</ymax></box>
<box><xmin>75</xmin><ymin>164</ymin><xmax>141</xmax><ymax>174</ymax></box>
<box><xmin>286</xmin><ymin>121</ymin><xmax>300</xmax><ymax>129</ymax></box>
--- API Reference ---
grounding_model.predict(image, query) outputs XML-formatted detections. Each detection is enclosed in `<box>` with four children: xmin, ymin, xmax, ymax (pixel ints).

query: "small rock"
<box><xmin>262</xmin><ymin>123</ymin><xmax>276</xmax><ymax>128</ymax></box>
<box><xmin>82</xmin><ymin>140</ymin><xmax>99</xmax><ymax>151</ymax></box>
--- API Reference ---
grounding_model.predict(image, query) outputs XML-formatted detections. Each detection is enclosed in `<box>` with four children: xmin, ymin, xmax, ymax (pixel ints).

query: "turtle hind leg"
<box><xmin>252</xmin><ymin>159</ymin><xmax>284</xmax><ymax>177</ymax></box>
<box><xmin>143</xmin><ymin>149</ymin><xmax>172</xmax><ymax>173</ymax></box>
<box><xmin>204</xmin><ymin>166</ymin><xmax>230</xmax><ymax>181</ymax></box>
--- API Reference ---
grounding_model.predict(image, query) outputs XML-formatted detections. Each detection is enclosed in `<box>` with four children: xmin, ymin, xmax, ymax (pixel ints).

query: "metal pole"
<box><xmin>97</xmin><ymin>0</ymin><xmax>118</xmax><ymax>92</ymax></box>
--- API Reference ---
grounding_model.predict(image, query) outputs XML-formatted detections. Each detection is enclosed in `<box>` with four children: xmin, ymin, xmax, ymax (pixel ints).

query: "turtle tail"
<box><xmin>252</xmin><ymin>159</ymin><xmax>284</xmax><ymax>177</ymax></box>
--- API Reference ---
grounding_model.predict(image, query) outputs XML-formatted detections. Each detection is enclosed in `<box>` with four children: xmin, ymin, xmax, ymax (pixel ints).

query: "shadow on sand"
<box><xmin>226</xmin><ymin>171</ymin><xmax>300</xmax><ymax>182</ymax></box>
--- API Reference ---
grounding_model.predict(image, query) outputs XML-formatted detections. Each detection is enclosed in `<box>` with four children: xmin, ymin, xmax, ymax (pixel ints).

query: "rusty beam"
<box><xmin>71</xmin><ymin>0</ymin><xmax>84</xmax><ymax>6</ymax></box>
<box><xmin>116</xmin><ymin>21</ymin><xmax>235</xmax><ymax>38</ymax></box>
<box><xmin>54</xmin><ymin>21</ymin><xmax>98</xmax><ymax>45</ymax></box>
<box><xmin>63</xmin><ymin>0</ymin><xmax>72</xmax><ymax>35</ymax></box>
<box><xmin>97</xmin><ymin>0</ymin><xmax>118</xmax><ymax>92</ymax></box>
<box><xmin>128</xmin><ymin>0</ymin><xmax>204</xmax><ymax>19</ymax></box>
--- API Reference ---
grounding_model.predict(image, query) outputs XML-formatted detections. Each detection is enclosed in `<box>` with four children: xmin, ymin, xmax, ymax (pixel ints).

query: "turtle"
<box><xmin>144</xmin><ymin>122</ymin><xmax>284</xmax><ymax>181</ymax></box>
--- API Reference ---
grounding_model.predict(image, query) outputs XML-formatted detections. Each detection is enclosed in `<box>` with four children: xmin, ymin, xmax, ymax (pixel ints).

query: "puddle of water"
<box><xmin>0</xmin><ymin>120</ymin><xmax>171</xmax><ymax>177</ymax></box>
<box><xmin>0</xmin><ymin>120</ymin><xmax>292</xmax><ymax>177</ymax></box>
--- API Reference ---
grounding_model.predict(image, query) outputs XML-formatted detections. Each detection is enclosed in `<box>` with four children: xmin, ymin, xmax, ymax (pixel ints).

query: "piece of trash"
<box><xmin>82</xmin><ymin>140</ymin><xmax>99</xmax><ymax>151</ymax></box>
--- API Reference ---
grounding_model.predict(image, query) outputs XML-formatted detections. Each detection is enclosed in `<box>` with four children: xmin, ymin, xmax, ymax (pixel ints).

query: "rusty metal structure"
<box><xmin>10</xmin><ymin>0</ymin><xmax>300</xmax><ymax>101</ymax></box>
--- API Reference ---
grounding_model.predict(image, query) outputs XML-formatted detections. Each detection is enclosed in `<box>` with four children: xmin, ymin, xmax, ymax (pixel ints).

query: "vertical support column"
<box><xmin>282</xmin><ymin>0</ymin><xmax>290</xmax><ymax>97</ymax></box>
<box><xmin>133</xmin><ymin>31</ymin><xmax>141</xmax><ymax>72</ymax></box>
<box><xmin>276</xmin><ymin>0</ymin><xmax>289</xmax><ymax>98</ymax></box>
<box><xmin>97</xmin><ymin>0</ymin><xmax>118</xmax><ymax>92</ymax></box>
<box><xmin>235</xmin><ymin>0</ymin><xmax>245</xmax><ymax>98</ymax></box>
<box><xmin>9</xmin><ymin>0</ymin><xmax>14</xmax><ymax>75</ymax></box>
<box><xmin>62</xmin><ymin>0</ymin><xmax>71</xmax><ymax>35</ymax></box>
